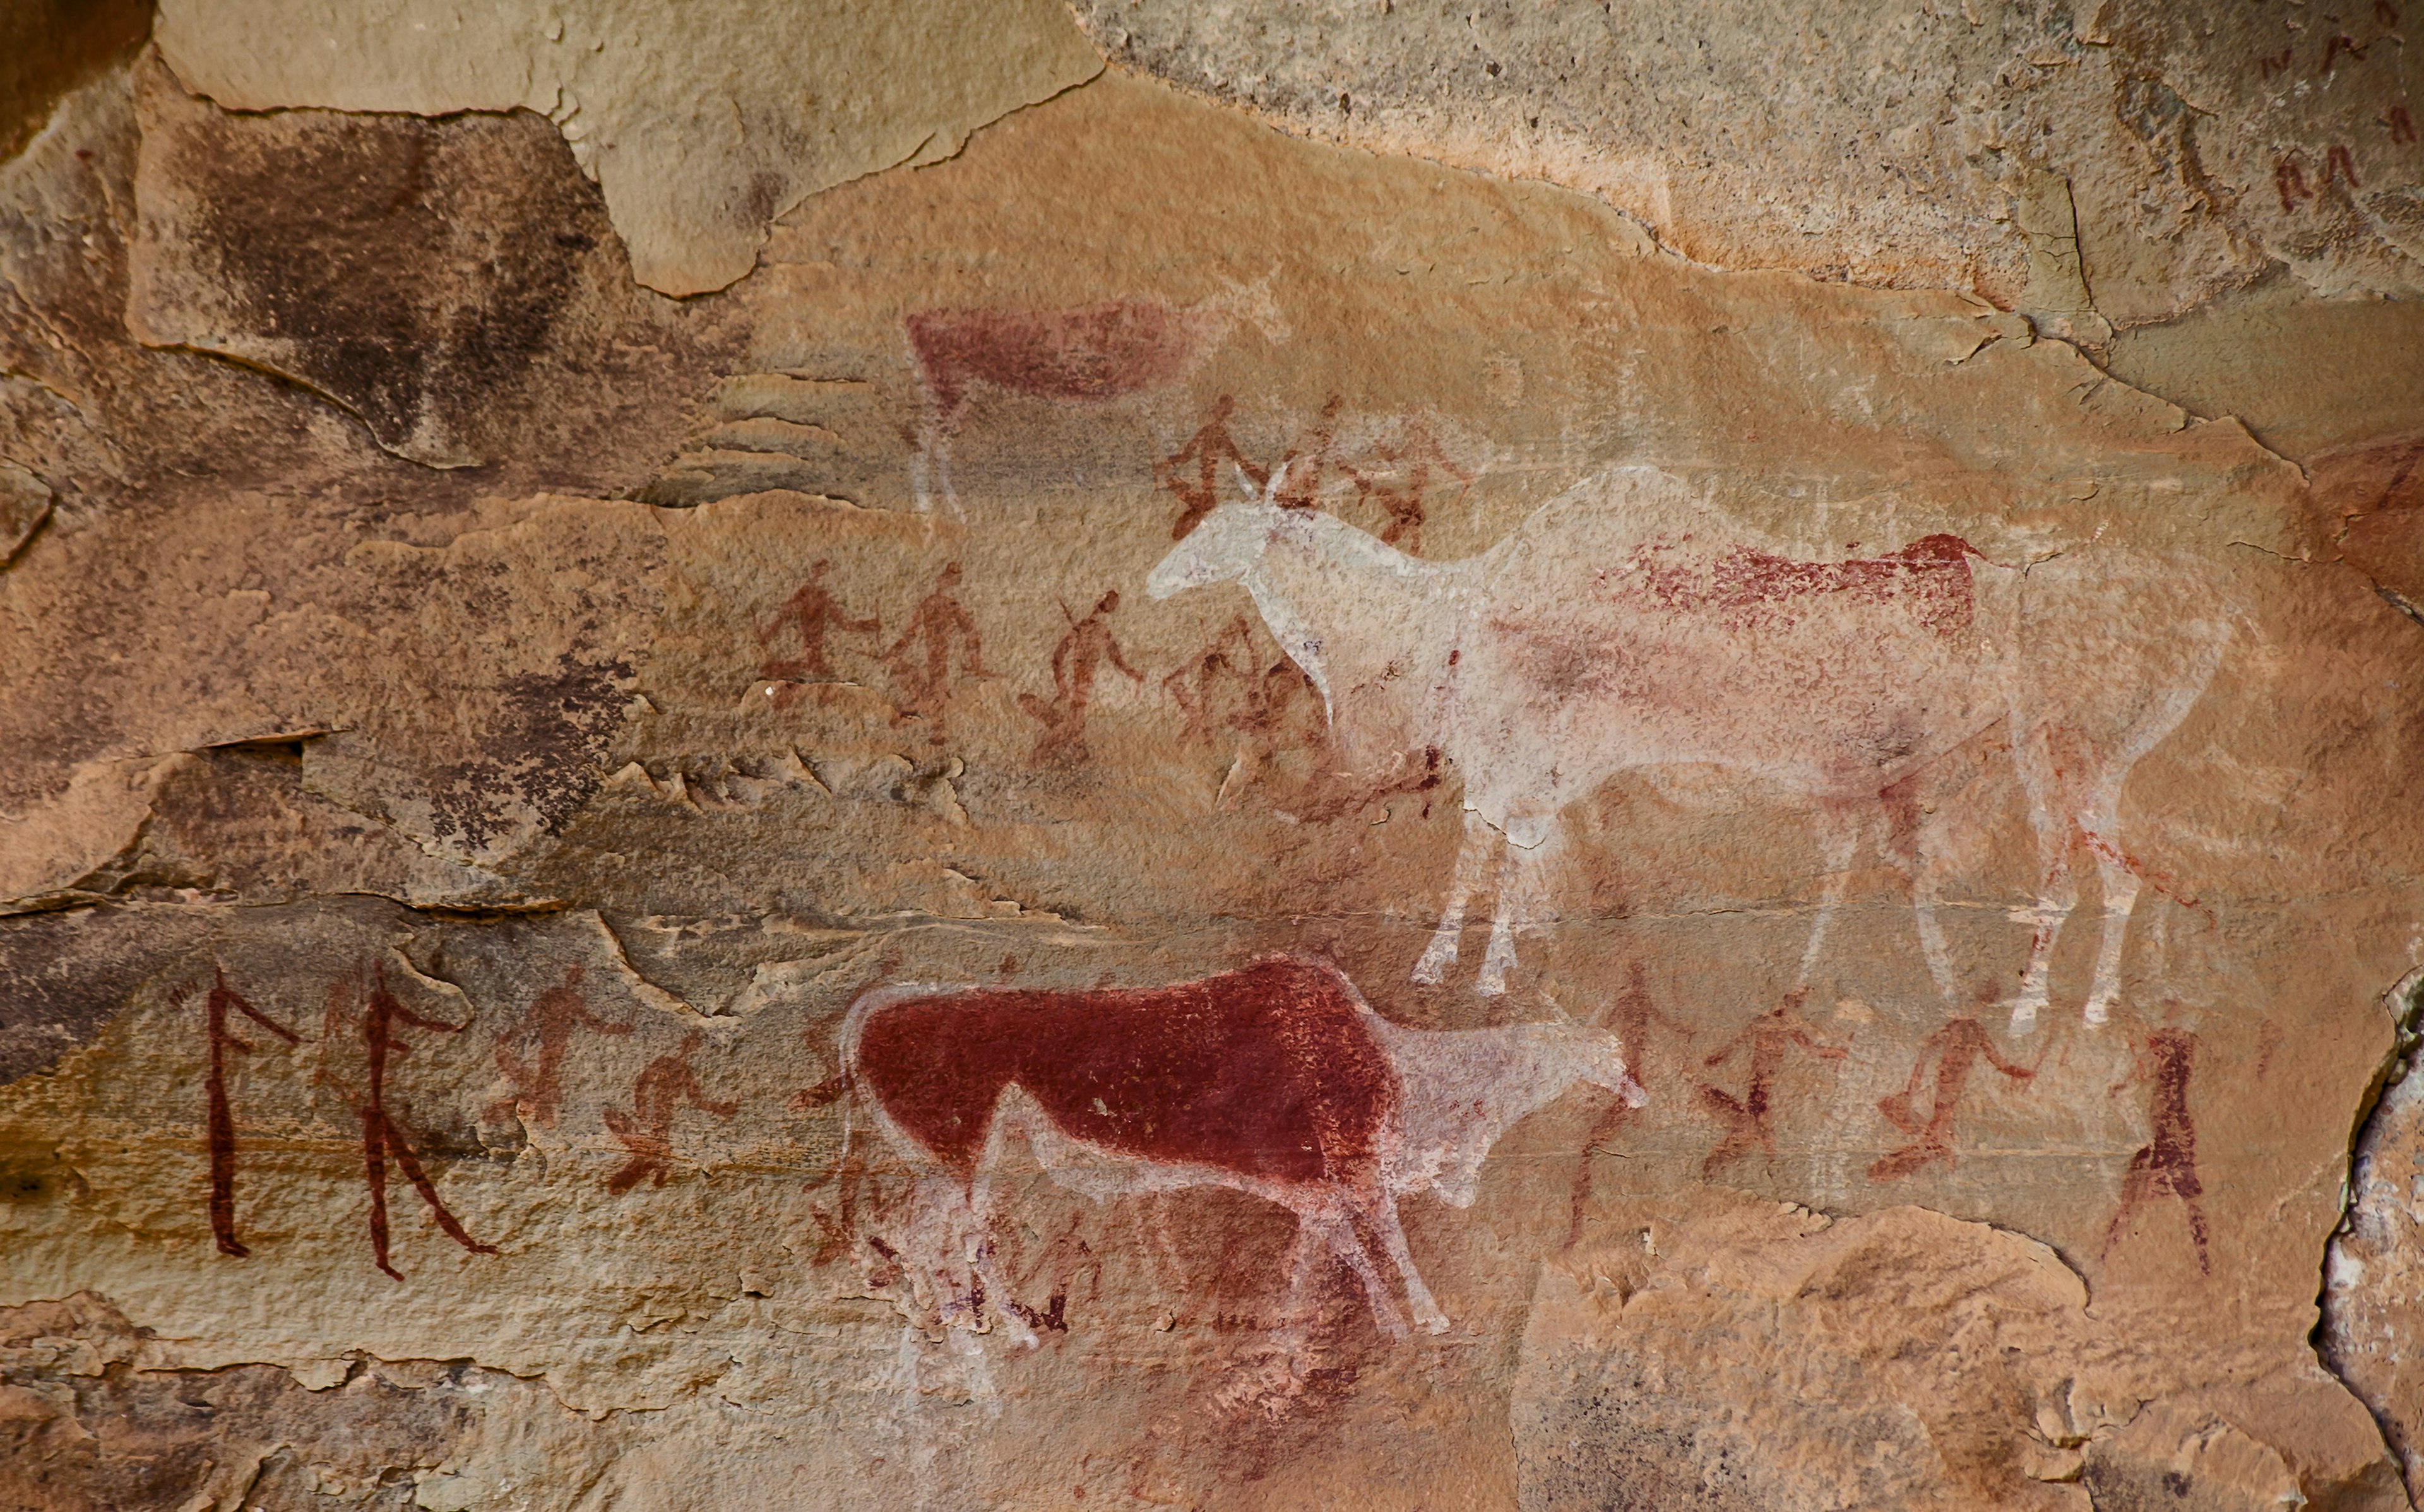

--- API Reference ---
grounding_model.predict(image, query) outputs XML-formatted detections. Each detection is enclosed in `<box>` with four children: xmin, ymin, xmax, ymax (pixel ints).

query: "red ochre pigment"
<box><xmin>852</xmin><ymin>958</ymin><xmax>1398</xmax><ymax>1190</ymax></box>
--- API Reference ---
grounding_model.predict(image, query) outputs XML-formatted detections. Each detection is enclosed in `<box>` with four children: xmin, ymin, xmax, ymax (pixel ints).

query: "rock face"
<box><xmin>2</xmin><ymin>9</ymin><xmax>2422</xmax><ymax>1509</ymax></box>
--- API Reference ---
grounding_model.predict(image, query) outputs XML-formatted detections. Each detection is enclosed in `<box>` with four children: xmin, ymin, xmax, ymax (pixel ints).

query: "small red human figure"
<box><xmin>1163</xmin><ymin>613</ymin><xmax>1261</xmax><ymax>745</ymax></box>
<box><xmin>1567</xmin><ymin>961</ymin><xmax>1695</xmax><ymax>1246</ymax></box>
<box><xmin>2102</xmin><ymin>1022</ymin><xmax>2211</xmax><ymax>1276</ymax></box>
<box><xmin>759</xmin><ymin>558</ymin><xmax>879</xmax><ymax>685</ymax></box>
<box><xmin>1270</xmin><ymin>394</ymin><xmax>1345</xmax><ymax>510</ymax></box>
<box><xmin>603</xmin><ymin>1032</ymin><xmax>738</xmax><ymax>1195</ymax></box>
<box><xmin>882</xmin><ymin>561</ymin><xmax>991</xmax><ymax>741</ymax></box>
<box><xmin>1019</xmin><ymin>589</ymin><xmax>1144</xmax><ymax>765</ymax></box>
<box><xmin>1867</xmin><ymin>1017</ymin><xmax>2035</xmax><ymax>1182</ymax></box>
<box><xmin>1696</xmin><ymin>989</ymin><xmax>1848</xmax><ymax>1178</ymax></box>
<box><xmin>1346</xmin><ymin>416</ymin><xmax>1473</xmax><ymax>554</ymax></box>
<box><xmin>2326</xmin><ymin>144</ymin><xmax>2363</xmax><ymax>190</ymax></box>
<box><xmin>2391</xmin><ymin>107</ymin><xmax>2419</xmax><ymax>146</ymax></box>
<box><xmin>2276</xmin><ymin>158</ymin><xmax>2314</xmax><ymax>215</ymax></box>
<box><xmin>357</xmin><ymin>965</ymin><xmax>497</xmax><ymax>1280</ymax></box>
<box><xmin>483</xmin><ymin>964</ymin><xmax>630</xmax><ymax>1129</ymax></box>
<box><xmin>1158</xmin><ymin>394</ymin><xmax>1268</xmax><ymax>540</ymax></box>
<box><xmin>193</xmin><ymin>963</ymin><xmax>302</xmax><ymax>1259</ymax></box>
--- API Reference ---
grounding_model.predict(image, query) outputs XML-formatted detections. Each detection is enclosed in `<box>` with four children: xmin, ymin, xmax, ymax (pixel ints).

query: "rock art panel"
<box><xmin>1</xmin><ymin>39</ymin><xmax>2422</xmax><ymax>1512</ymax></box>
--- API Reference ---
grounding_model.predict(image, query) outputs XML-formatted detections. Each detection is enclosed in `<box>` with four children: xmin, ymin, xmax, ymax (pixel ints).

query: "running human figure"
<box><xmin>760</xmin><ymin>559</ymin><xmax>879</xmax><ymax>686</ymax></box>
<box><xmin>1867</xmin><ymin>1016</ymin><xmax>2035</xmax><ymax>1182</ymax></box>
<box><xmin>1019</xmin><ymin>589</ymin><xmax>1144</xmax><ymax>765</ymax></box>
<box><xmin>484</xmin><ymin>964</ymin><xmax>631</xmax><ymax>1129</ymax></box>
<box><xmin>1696</xmin><ymin>989</ymin><xmax>1848</xmax><ymax>1178</ymax></box>
<box><xmin>354</xmin><ymin>965</ymin><xmax>497</xmax><ymax>1280</ymax></box>
<box><xmin>2102</xmin><ymin>1021</ymin><xmax>2211</xmax><ymax>1275</ymax></box>
<box><xmin>883</xmin><ymin>561</ymin><xmax>991</xmax><ymax>741</ymax></box>
<box><xmin>604</xmin><ymin>1032</ymin><xmax>738</xmax><ymax>1195</ymax></box>
<box><xmin>1567</xmin><ymin>961</ymin><xmax>1695</xmax><ymax>1245</ymax></box>
<box><xmin>193</xmin><ymin>963</ymin><xmax>303</xmax><ymax>1258</ymax></box>
<box><xmin>1158</xmin><ymin>395</ymin><xmax>1269</xmax><ymax>540</ymax></box>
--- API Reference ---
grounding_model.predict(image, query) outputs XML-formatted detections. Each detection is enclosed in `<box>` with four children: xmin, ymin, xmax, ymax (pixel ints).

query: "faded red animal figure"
<box><xmin>1019</xmin><ymin>589</ymin><xmax>1144</xmax><ymax>765</ymax></box>
<box><xmin>352</xmin><ymin>965</ymin><xmax>497</xmax><ymax>1280</ymax></box>
<box><xmin>1696</xmin><ymin>990</ymin><xmax>1848</xmax><ymax>1178</ymax></box>
<box><xmin>2103</xmin><ymin>1024</ymin><xmax>2211</xmax><ymax>1275</ymax></box>
<box><xmin>1867</xmin><ymin>1017</ymin><xmax>2035</xmax><ymax>1182</ymax></box>
<box><xmin>603</xmin><ymin>1032</ymin><xmax>737</xmax><ymax>1195</ymax></box>
<box><xmin>190</xmin><ymin>964</ymin><xmax>302</xmax><ymax>1258</ymax></box>
<box><xmin>760</xmin><ymin>559</ymin><xmax>880</xmax><ymax>709</ymax></box>
<box><xmin>837</xmin><ymin>957</ymin><xmax>1643</xmax><ymax>1344</ymax></box>
<box><xmin>484</xmin><ymin>964</ymin><xmax>630</xmax><ymax>1129</ymax></box>
<box><xmin>1566</xmin><ymin>961</ymin><xmax>1694</xmax><ymax>1246</ymax></box>
<box><xmin>908</xmin><ymin>277</ymin><xmax>1286</xmax><ymax>509</ymax></box>
<box><xmin>882</xmin><ymin>562</ymin><xmax>990</xmax><ymax>741</ymax></box>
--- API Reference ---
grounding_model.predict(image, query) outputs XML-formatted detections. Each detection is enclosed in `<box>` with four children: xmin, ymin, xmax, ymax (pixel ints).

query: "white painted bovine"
<box><xmin>1148</xmin><ymin>466</ymin><xmax>2234</xmax><ymax>1032</ymax></box>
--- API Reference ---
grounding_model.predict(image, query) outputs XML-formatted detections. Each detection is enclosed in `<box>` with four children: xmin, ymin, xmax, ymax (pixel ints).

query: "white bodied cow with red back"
<box><xmin>836</xmin><ymin>955</ymin><xmax>1643</xmax><ymax>1345</ymax></box>
<box><xmin>1148</xmin><ymin>465</ymin><xmax>2236</xmax><ymax>1034</ymax></box>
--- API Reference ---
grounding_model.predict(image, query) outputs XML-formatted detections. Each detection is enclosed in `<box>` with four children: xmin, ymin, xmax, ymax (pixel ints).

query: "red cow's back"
<box><xmin>852</xmin><ymin>959</ymin><xmax>1397</xmax><ymax>1189</ymax></box>
<box><xmin>906</xmin><ymin>300</ymin><xmax>1202</xmax><ymax>416</ymax></box>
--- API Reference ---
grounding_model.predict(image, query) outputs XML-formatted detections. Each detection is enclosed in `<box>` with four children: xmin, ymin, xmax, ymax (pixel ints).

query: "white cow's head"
<box><xmin>1147</xmin><ymin>464</ymin><xmax>1293</xmax><ymax>601</ymax></box>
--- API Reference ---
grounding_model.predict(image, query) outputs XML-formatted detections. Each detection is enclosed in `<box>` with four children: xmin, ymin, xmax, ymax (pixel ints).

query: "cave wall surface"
<box><xmin>4</xmin><ymin>3</ymin><xmax>2424</xmax><ymax>1509</ymax></box>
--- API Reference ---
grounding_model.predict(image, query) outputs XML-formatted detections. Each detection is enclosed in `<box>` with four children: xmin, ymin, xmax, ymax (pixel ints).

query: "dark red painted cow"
<box><xmin>904</xmin><ymin>276</ymin><xmax>1285</xmax><ymax>509</ymax></box>
<box><xmin>839</xmin><ymin>956</ymin><xmax>1643</xmax><ymax>1342</ymax></box>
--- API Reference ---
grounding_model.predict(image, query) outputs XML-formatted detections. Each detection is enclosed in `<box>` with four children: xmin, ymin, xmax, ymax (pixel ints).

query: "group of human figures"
<box><xmin>757</xmin><ymin>557</ymin><xmax>1318</xmax><ymax>771</ymax></box>
<box><xmin>1571</xmin><ymin>968</ymin><xmax>2212</xmax><ymax>1275</ymax></box>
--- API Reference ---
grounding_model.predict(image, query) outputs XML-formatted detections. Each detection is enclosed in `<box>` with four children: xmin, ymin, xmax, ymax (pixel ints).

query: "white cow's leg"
<box><xmin>1797</xmin><ymin>805</ymin><xmax>1863</xmax><ymax>987</ymax></box>
<box><xmin>1910</xmin><ymin>818</ymin><xmax>1961</xmax><ymax>1007</ymax></box>
<box><xmin>1478</xmin><ymin>818</ymin><xmax>1551</xmax><ymax>998</ymax></box>
<box><xmin>2008</xmin><ymin>723</ymin><xmax>2077</xmax><ymax>1037</ymax></box>
<box><xmin>1279</xmin><ymin>1211</ymin><xmax>1322</xmax><ymax>1330</ymax></box>
<box><xmin>1324</xmin><ymin>1216</ymin><xmax>1409</xmax><ymax>1343</ymax></box>
<box><xmin>1366</xmin><ymin>1196</ymin><xmax>1449</xmax><ymax>1335</ymax></box>
<box><xmin>1413</xmin><ymin>810</ymin><xmax>1496</xmax><ymax>986</ymax></box>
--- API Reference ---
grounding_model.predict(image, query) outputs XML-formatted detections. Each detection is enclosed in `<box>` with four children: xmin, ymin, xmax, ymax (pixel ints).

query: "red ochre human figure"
<box><xmin>1164</xmin><ymin>613</ymin><xmax>1261</xmax><ymax>746</ymax></box>
<box><xmin>1696</xmin><ymin>989</ymin><xmax>1848</xmax><ymax>1178</ymax></box>
<box><xmin>1019</xmin><ymin>589</ymin><xmax>1144</xmax><ymax>765</ymax></box>
<box><xmin>356</xmin><ymin>965</ymin><xmax>496</xmax><ymax>1280</ymax></box>
<box><xmin>883</xmin><ymin>561</ymin><xmax>991</xmax><ymax>740</ymax></box>
<box><xmin>1269</xmin><ymin>394</ymin><xmax>1345</xmax><ymax>511</ymax></box>
<box><xmin>2102</xmin><ymin>1023</ymin><xmax>2211</xmax><ymax>1275</ymax></box>
<box><xmin>193</xmin><ymin>963</ymin><xmax>302</xmax><ymax>1259</ymax></box>
<box><xmin>759</xmin><ymin>558</ymin><xmax>879</xmax><ymax>685</ymax></box>
<box><xmin>484</xmin><ymin>964</ymin><xmax>630</xmax><ymax>1129</ymax></box>
<box><xmin>1158</xmin><ymin>394</ymin><xmax>1268</xmax><ymax>540</ymax></box>
<box><xmin>603</xmin><ymin>1032</ymin><xmax>737</xmax><ymax>1195</ymax></box>
<box><xmin>1346</xmin><ymin>416</ymin><xmax>1472</xmax><ymax>554</ymax></box>
<box><xmin>1567</xmin><ymin>961</ymin><xmax>1696</xmax><ymax>1246</ymax></box>
<box><xmin>1867</xmin><ymin>1017</ymin><xmax>2035</xmax><ymax>1182</ymax></box>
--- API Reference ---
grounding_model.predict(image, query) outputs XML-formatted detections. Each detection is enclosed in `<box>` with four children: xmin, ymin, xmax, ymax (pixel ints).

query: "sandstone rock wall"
<box><xmin>3</xmin><ymin>4</ymin><xmax>2422</xmax><ymax>1508</ymax></box>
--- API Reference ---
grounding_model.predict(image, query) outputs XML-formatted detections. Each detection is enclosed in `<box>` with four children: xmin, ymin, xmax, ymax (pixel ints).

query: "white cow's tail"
<box><xmin>831</xmin><ymin>988</ymin><xmax>889</xmax><ymax>1171</ymax></box>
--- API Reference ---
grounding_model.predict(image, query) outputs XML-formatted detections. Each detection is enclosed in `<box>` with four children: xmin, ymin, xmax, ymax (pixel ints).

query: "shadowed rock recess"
<box><xmin>2</xmin><ymin>3</ymin><xmax>2421</xmax><ymax>1507</ymax></box>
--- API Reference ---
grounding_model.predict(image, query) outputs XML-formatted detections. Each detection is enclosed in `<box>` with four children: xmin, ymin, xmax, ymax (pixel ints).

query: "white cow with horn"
<box><xmin>1148</xmin><ymin>465</ymin><xmax>2234</xmax><ymax>1034</ymax></box>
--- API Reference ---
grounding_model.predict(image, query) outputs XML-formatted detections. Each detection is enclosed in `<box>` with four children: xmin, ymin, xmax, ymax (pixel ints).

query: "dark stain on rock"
<box><xmin>424</xmin><ymin>653</ymin><xmax>638</xmax><ymax>856</ymax></box>
<box><xmin>169</xmin><ymin>107</ymin><xmax>595</xmax><ymax>465</ymax></box>
<box><xmin>0</xmin><ymin>906</ymin><xmax>215</xmax><ymax>1085</ymax></box>
<box><xmin>133</xmin><ymin>64</ymin><xmax>728</xmax><ymax>480</ymax></box>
